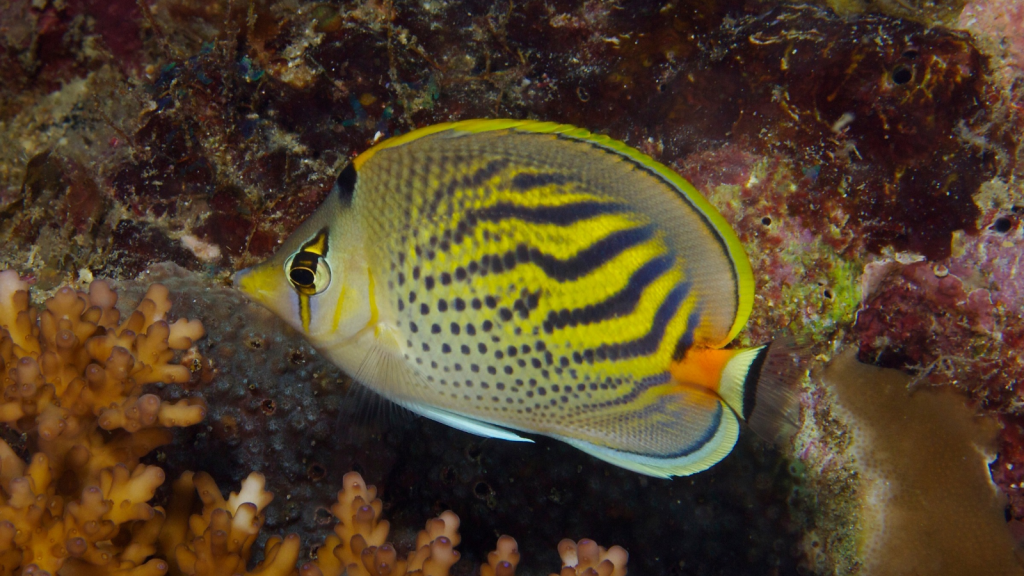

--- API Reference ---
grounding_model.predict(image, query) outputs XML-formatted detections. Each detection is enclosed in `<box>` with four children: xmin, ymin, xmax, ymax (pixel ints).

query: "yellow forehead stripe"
<box><xmin>301</xmin><ymin>230</ymin><xmax>330</xmax><ymax>256</ymax></box>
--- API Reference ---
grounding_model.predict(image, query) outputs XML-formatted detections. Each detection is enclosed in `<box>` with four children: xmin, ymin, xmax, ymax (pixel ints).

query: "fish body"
<box><xmin>235</xmin><ymin>120</ymin><xmax>800</xmax><ymax>478</ymax></box>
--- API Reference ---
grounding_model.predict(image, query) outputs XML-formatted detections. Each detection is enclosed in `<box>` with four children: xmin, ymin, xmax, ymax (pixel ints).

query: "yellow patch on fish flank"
<box><xmin>541</xmin><ymin>243</ymin><xmax>671</xmax><ymax>306</ymax></box>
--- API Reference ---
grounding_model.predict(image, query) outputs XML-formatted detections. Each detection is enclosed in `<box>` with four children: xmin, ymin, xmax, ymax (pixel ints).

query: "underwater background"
<box><xmin>0</xmin><ymin>0</ymin><xmax>1022</xmax><ymax>574</ymax></box>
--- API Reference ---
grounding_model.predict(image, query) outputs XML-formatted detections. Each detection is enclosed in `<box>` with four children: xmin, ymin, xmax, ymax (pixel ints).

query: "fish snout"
<box><xmin>232</xmin><ymin>267</ymin><xmax>260</xmax><ymax>298</ymax></box>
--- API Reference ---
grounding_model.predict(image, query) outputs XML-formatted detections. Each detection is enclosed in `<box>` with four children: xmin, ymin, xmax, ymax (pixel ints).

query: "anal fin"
<box><xmin>553</xmin><ymin>399</ymin><xmax>740</xmax><ymax>478</ymax></box>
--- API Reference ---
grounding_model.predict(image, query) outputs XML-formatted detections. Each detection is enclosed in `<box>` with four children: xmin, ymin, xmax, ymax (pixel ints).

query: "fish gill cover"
<box><xmin>0</xmin><ymin>0</ymin><xmax>1022</xmax><ymax>575</ymax></box>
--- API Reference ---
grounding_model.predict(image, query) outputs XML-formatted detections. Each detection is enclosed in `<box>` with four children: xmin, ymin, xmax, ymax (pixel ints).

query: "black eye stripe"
<box><xmin>291</xmin><ymin>251</ymin><xmax>319</xmax><ymax>268</ymax></box>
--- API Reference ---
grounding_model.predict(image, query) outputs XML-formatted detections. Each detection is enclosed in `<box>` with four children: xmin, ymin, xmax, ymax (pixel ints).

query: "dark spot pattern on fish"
<box><xmin>428</xmin><ymin>158</ymin><xmax>513</xmax><ymax>215</ymax></box>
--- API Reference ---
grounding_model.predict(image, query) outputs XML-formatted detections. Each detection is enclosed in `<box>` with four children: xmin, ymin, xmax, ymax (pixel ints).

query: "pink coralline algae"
<box><xmin>856</xmin><ymin>220</ymin><xmax>1023</xmax><ymax>410</ymax></box>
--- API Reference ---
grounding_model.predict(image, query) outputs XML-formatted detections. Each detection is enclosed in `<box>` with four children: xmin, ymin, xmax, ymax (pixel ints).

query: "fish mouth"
<box><xmin>231</xmin><ymin>268</ymin><xmax>248</xmax><ymax>289</ymax></box>
<box><xmin>232</xmin><ymin>267</ymin><xmax>260</xmax><ymax>298</ymax></box>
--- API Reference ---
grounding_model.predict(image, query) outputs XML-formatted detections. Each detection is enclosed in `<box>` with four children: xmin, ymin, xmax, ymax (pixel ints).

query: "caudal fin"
<box><xmin>718</xmin><ymin>338</ymin><xmax>807</xmax><ymax>444</ymax></box>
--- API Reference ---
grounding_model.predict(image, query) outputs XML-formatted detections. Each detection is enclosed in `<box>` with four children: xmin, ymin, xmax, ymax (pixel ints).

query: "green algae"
<box><xmin>779</xmin><ymin>239</ymin><xmax>862</xmax><ymax>342</ymax></box>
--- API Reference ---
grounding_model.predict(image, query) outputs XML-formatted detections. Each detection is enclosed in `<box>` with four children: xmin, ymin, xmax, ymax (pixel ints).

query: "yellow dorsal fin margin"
<box><xmin>352</xmin><ymin>119</ymin><xmax>754</xmax><ymax>343</ymax></box>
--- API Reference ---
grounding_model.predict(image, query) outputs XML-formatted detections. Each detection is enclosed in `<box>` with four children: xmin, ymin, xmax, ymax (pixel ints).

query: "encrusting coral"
<box><xmin>0</xmin><ymin>270</ymin><xmax>206</xmax><ymax>576</ymax></box>
<box><xmin>826</xmin><ymin>350</ymin><xmax>1024</xmax><ymax>576</ymax></box>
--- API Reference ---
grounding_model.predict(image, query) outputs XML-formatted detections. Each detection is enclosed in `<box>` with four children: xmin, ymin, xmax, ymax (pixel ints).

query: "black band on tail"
<box><xmin>741</xmin><ymin>345</ymin><xmax>771</xmax><ymax>421</ymax></box>
<box><xmin>746</xmin><ymin>337</ymin><xmax>807</xmax><ymax>445</ymax></box>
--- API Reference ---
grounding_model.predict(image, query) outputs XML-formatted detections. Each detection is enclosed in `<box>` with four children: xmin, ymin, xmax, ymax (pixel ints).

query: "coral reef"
<box><xmin>161</xmin><ymin>467</ymin><xmax>627</xmax><ymax>576</ymax></box>
<box><xmin>2</xmin><ymin>0</ymin><xmax>1023</xmax><ymax>574</ymax></box>
<box><xmin>0</xmin><ymin>449</ymin><xmax>169</xmax><ymax>576</ymax></box>
<box><xmin>293</xmin><ymin>472</ymin><xmax>626</xmax><ymax>576</ymax></box>
<box><xmin>0</xmin><ymin>271</ymin><xmax>633</xmax><ymax>575</ymax></box>
<box><xmin>300</xmin><ymin>471</ymin><xmax>460</xmax><ymax>576</ymax></box>
<box><xmin>480</xmin><ymin>536</ymin><xmax>519</xmax><ymax>576</ymax></box>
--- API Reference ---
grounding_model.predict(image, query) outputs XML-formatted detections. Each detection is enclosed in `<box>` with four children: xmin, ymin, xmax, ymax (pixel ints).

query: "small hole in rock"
<box><xmin>823</xmin><ymin>289</ymin><xmax>833</xmax><ymax>299</ymax></box>
<box><xmin>761</xmin><ymin>216</ymin><xmax>772</xmax><ymax>226</ymax></box>
<box><xmin>473</xmin><ymin>481</ymin><xmax>492</xmax><ymax>498</ymax></box>
<box><xmin>308</xmin><ymin>463</ymin><xmax>326</xmax><ymax>481</ymax></box>
<box><xmin>314</xmin><ymin>507</ymin><xmax>333</xmax><ymax>525</ymax></box>
<box><xmin>892</xmin><ymin>66</ymin><xmax>912</xmax><ymax>85</ymax></box>
<box><xmin>991</xmin><ymin>217</ymin><xmax>1013</xmax><ymax>233</ymax></box>
<box><xmin>902</xmin><ymin>49</ymin><xmax>919</xmax><ymax>59</ymax></box>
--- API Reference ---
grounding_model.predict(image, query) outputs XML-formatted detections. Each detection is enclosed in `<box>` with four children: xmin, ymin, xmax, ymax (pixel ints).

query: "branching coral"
<box><xmin>0</xmin><ymin>270</ymin><xmax>207</xmax><ymax>576</ymax></box>
<box><xmin>0</xmin><ymin>447</ymin><xmax>169</xmax><ymax>576</ymax></box>
<box><xmin>480</xmin><ymin>536</ymin><xmax>628</xmax><ymax>576</ymax></box>
<box><xmin>0</xmin><ymin>271</ymin><xmax>206</xmax><ymax>486</ymax></box>
<box><xmin>161</xmin><ymin>470</ymin><xmax>628</xmax><ymax>576</ymax></box>
<box><xmin>161</xmin><ymin>472</ymin><xmax>300</xmax><ymax>576</ymax></box>
<box><xmin>300</xmin><ymin>471</ymin><xmax>460</xmax><ymax>576</ymax></box>
<box><xmin>481</xmin><ymin>536</ymin><xmax>520</xmax><ymax>576</ymax></box>
<box><xmin>298</xmin><ymin>472</ymin><xmax>627</xmax><ymax>576</ymax></box>
<box><xmin>549</xmin><ymin>539</ymin><xmax>628</xmax><ymax>576</ymax></box>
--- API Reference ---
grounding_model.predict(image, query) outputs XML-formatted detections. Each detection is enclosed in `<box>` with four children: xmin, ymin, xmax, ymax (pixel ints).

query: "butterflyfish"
<box><xmin>234</xmin><ymin>119</ymin><xmax>803</xmax><ymax>478</ymax></box>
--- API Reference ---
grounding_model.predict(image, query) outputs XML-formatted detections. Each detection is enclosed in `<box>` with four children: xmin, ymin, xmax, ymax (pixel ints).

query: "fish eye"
<box><xmin>285</xmin><ymin>251</ymin><xmax>331</xmax><ymax>295</ymax></box>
